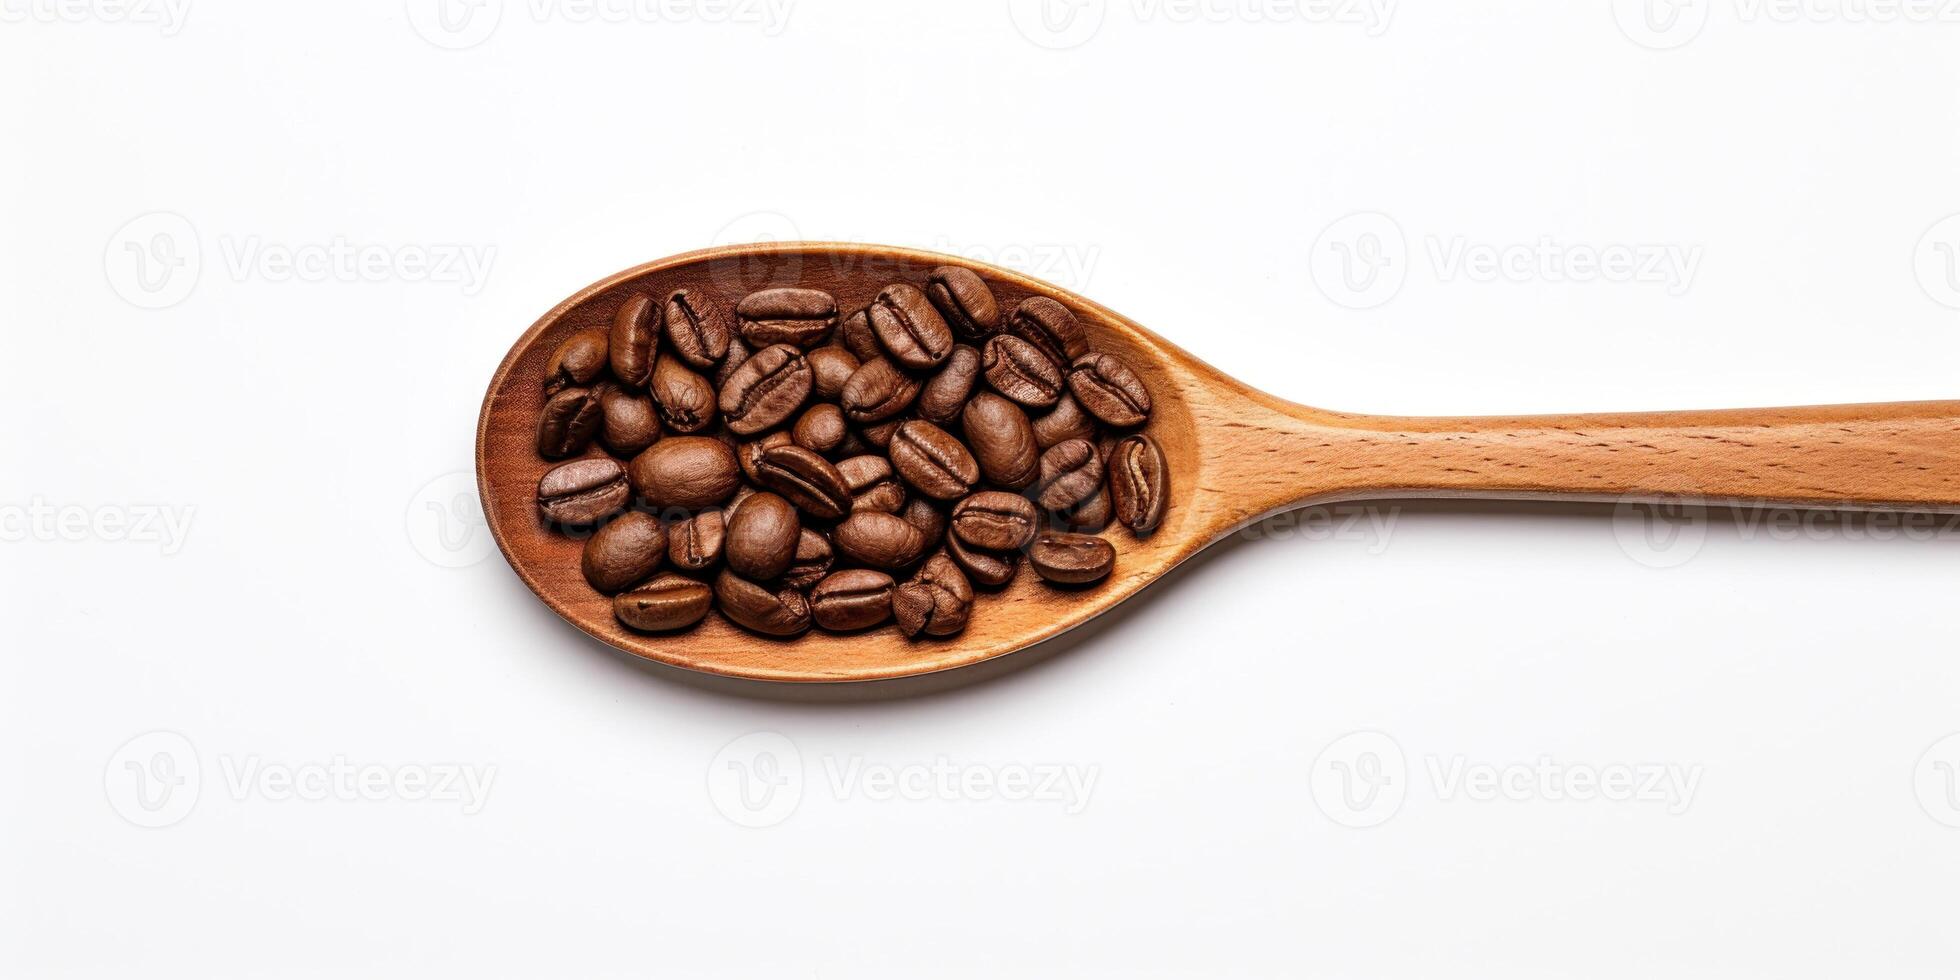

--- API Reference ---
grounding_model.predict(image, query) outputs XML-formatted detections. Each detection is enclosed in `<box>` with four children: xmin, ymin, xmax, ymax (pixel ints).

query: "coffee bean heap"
<box><xmin>531</xmin><ymin>267</ymin><xmax>1170</xmax><ymax>639</ymax></box>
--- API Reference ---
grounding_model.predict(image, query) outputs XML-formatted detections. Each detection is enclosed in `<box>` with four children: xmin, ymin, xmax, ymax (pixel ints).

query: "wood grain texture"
<box><xmin>478</xmin><ymin>243</ymin><xmax>1960</xmax><ymax>683</ymax></box>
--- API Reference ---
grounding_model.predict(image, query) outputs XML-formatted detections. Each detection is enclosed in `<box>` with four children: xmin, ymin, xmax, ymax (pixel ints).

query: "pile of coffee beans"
<box><xmin>531</xmin><ymin>267</ymin><xmax>1169</xmax><ymax>639</ymax></box>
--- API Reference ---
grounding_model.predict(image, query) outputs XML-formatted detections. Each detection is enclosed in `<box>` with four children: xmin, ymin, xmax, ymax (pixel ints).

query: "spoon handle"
<box><xmin>1290</xmin><ymin>401</ymin><xmax>1960</xmax><ymax>511</ymax></box>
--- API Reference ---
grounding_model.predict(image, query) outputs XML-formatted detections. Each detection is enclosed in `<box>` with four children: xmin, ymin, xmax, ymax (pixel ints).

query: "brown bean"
<box><xmin>981</xmin><ymin>335</ymin><xmax>1064</xmax><ymax>408</ymax></box>
<box><xmin>839</xmin><ymin>356</ymin><xmax>921</xmax><ymax>424</ymax></box>
<box><xmin>1028</xmin><ymin>531</ymin><xmax>1114</xmax><ymax>585</ymax></box>
<box><xmin>1067</xmin><ymin>353</ymin><xmax>1152</xmax><ymax>428</ymax></box>
<box><xmin>782</xmin><ymin>529</ymin><xmax>834</xmax><ymax>590</ymax></box>
<box><xmin>719</xmin><ymin>343</ymin><xmax>812</xmax><ymax>436</ymax></box>
<box><xmin>889</xmin><ymin>420</ymin><xmax>980</xmax><ymax>501</ymax></box>
<box><xmin>945</xmin><ymin>533</ymin><xmax>1017</xmax><ymax>588</ymax></box>
<box><xmin>714</xmin><ymin>569</ymin><xmax>811</xmax><ymax>636</ymax></box>
<box><xmin>868</xmin><ymin>282</ymin><xmax>954</xmax><ymax>369</ymax></box>
<box><xmin>1035</xmin><ymin>438</ymin><xmax>1105</xmax><ymax>512</ymax></box>
<box><xmin>628</xmin><ymin>436</ymin><xmax>740</xmax><ymax>510</ymax></box>
<box><xmin>608</xmin><ymin>295</ymin><xmax>657</xmax><ymax>388</ymax></box>
<box><xmin>1108</xmin><ymin>434</ymin><xmax>1168</xmax><ymax>534</ymax></box>
<box><xmin>661</xmin><ymin>289</ymin><xmax>733</xmax><ymax>370</ymax></box>
<box><xmin>649</xmin><ymin>354</ymin><xmax>717</xmax><ymax>433</ymax></box>
<box><xmin>738</xmin><ymin>431</ymin><xmax>794</xmax><ymax>483</ymax></box>
<box><xmin>614</xmin><ymin>573</ymin><xmax>713</xmax><ymax>632</ymax></box>
<box><xmin>859</xmin><ymin>419</ymin><xmax>901</xmax><ymax>449</ymax></box>
<box><xmin>960</xmin><ymin>392</ymin><xmax>1040</xmax><ymax>490</ymax></box>
<box><xmin>753</xmin><ymin>445</ymin><xmax>853</xmax><ymax>521</ymax></box>
<box><xmin>925</xmin><ymin>266</ymin><xmax>999</xmax><ymax>339</ymax></box>
<box><xmin>901</xmin><ymin>497</ymin><xmax>947</xmax><ymax>545</ymax></box>
<box><xmin>917</xmin><ymin>344</ymin><xmax>981</xmax><ymax>425</ymax></box>
<box><xmin>892</xmin><ymin>554</ymin><xmax>972</xmax><ymax>638</ymax></box>
<box><xmin>599</xmin><ymin>386</ymin><xmax>661</xmax><ymax>456</ymax></box>
<box><xmin>545</xmin><ymin>328</ymin><xmax>609</xmax><ymax>392</ymax></box>
<box><xmin>537</xmin><ymin>457</ymin><xmax>630</xmax><ymax>526</ymax></box>
<box><xmin>951</xmin><ymin>491</ymin><xmax>1040</xmax><ymax>552</ymax></box>
<box><xmin>582</xmin><ymin>511</ymin><xmax>667</xmax><ymax>594</ymax></box>
<box><xmin>714</xmin><ymin>334</ymin><xmax>752</xmax><ymax>389</ymax></box>
<box><xmin>736</xmin><ymin>287</ymin><xmax>836</xmax><ymax>349</ymax></box>
<box><xmin>1005</xmin><ymin>295</ymin><xmax>1087</xmax><ymax>369</ymax></box>
<box><xmin>1059</xmin><ymin>484</ymin><xmax>1112</xmax><ymax>532</ymax></box>
<box><xmin>537</xmin><ymin>386</ymin><xmax>604</xmax><ymax>458</ymax></box>
<box><xmin>838</xmin><ymin>307</ymin><xmax>883</xmax><ymax>362</ymax></box>
<box><xmin>667</xmin><ymin>510</ymin><xmax>725</xmax><ymax>571</ymax></box>
<box><xmin>791</xmin><ymin>402</ymin><xmax>847</xmax><ymax>456</ymax></box>
<box><xmin>725</xmin><ymin>492</ymin><xmax>800</xmax><ymax>581</ymax></box>
<box><xmin>831</xmin><ymin>511</ymin><xmax>930</xmax><ymax>570</ymax></box>
<box><xmin>806</xmin><ymin>345</ymin><xmax>860</xmax><ymax>401</ymax></box>
<box><xmin>1032</xmin><ymin>393</ymin><xmax>1097</xmax><ymax>450</ymax></box>
<box><xmin>808</xmin><ymin>569</ymin><xmax>895</xmax><ymax>632</ymax></box>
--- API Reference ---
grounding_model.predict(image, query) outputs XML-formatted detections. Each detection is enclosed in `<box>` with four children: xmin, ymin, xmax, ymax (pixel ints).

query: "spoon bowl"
<box><xmin>480</xmin><ymin>242</ymin><xmax>1960</xmax><ymax>682</ymax></box>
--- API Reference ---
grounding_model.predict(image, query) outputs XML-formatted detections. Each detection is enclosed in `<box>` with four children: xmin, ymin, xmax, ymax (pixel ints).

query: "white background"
<box><xmin>7</xmin><ymin>1</ymin><xmax>1960</xmax><ymax>976</ymax></box>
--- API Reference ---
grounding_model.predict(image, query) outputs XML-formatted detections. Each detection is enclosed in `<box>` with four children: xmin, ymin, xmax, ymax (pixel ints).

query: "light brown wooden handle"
<box><xmin>1283</xmin><ymin>400</ymin><xmax>1960</xmax><ymax>511</ymax></box>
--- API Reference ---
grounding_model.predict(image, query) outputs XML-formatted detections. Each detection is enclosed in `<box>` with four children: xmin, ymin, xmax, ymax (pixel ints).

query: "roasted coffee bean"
<box><xmin>608</xmin><ymin>294</ymin><xmax>657</xmax><ymax>388</ymax></box>
<box><xmin>736</xmin><ymin>287</ymin><xmax>836</xmax><ymax>349</ymax></box>
<box><xmin>725</xmin><ymin>492</ymin><xmax>800</xmax><ymax>581</ymax></box>
<box><xmin>545</xmin><ymin>328</ymin><xmax>609</xmax><ymax>392</ymax></box>
<box><xmin>721</xmin><ymin>484</ymin><xmax>755</xmax><ymax>520</ymax></box>
<box><xmin>719</xmin><ymin>343</ymin><xmax>812</xmax><ymax>436</ymax></box>
<box><xmin>1028</xmin><ymin>531</ymin><xmax>1114</xmax><ymax>584</ymax></box>
<box><xmin>1068</xmin><ymin>353</ymin><xmax>1152</xmax><ymax>427</ymax></box>
<box><xmin>889</xmin><ymin>420</ymin><xmax>980</xmax><ymax>500</ymax></box>
<box><xmin>714</xmin><ymin>335</ymin><xmax>752</xmax><ymax>389</ymax></box>
<box><xmin>791</xmin><ymin>402</ymin><xmax>847</xmax><ymax>455</ymax></box>
<box><xmin>806</xmin><ymin>345</ymin><xmax>860</xmax><ymax>401</ymax></box>
<box><xmin>1032</xmin><ymin>393</ymin><xmax>1097</xmax><ymax>450</ymax></box>
<box><xmin>738</xmin><ymin>431</ymin><xmax>794</xmax><ymax>483</ymax></box>
<box><xmin>614</xmin><ymin>573</ymin><xmax>713</xmax><ymax>632</ymax></box>
<box><xmin>892</xmin><ymin>554</ymin><xmax>972</xmax><ymax>638</ymax></box>
<box><xmin>981</xmin><ymin>335</ymin><xmax>1064</xmax><ymax>408</ymax></box>
<box><xmin>901</xmin><ymin>497</ymin><xmax>947</xmax><ymax>544</ymax></box>
<box><xmin>599</xmin><ymin>386</ymin><xmax>661</xmax><ymax>456</ymax></box>
<box><xmin>714</xmin><ymin>569</ymin><xmax>811</xmax><ymax>636</ymax></box>
<box><xmin>537</xmin><ymin>457</ymin><xmax>630</xmax><ymax>526</ymax></box>
<box><xmin>754</xmin><ymin>445</ymin><xmax>853</xmax><ymax>521</ymax></box>
<box><xmin>649</xmin><ymin>355</ymin><xmax>717</xmax><ymax>433</ymax></box>
<box><xmin>860</xmin><ymin>418</ymin><xmax>901</xmax><ymax>449</ymax></box>
<box><xmin>838</xmin><ymin>307</ymin><xmax>883</xmax><ymax>362</ymax></box>
<box><xmin>840</xmin><ymin>357</ymin><xmax>921</xmax><ymax>424</ymax></box>
<box><xmin>832</xmin><ymin>429</ymin><xmax>873</xmax><ymax>459</ymax></box>
<box><xmin>783</xmin><ymin>529</ymin><xmax>834</xmax><ymax>589</ymax></box>
<box><xmin>917</xmin><ymin>344</ymin><xmax>981</xmax><ymax>425</ymax></box>
<box><xmin>1108</xmin><ymin>434</ymin><xmax>1168</xmax><ymax>534</ymax></box>
<box><xmin>628</xmin><ymin>436</ymin><xmax>740</xmax><ymax>510</ymax></box>
<box><xmin>945</xmin><ymin>533</ymin><xmax>1017</xmax><ymax>588</ymax></box>
<box><xmin>951</xmin><ymin>491</ymin><xmax>1040</xmax><ymax>552</ymax></box>
<box><xmin>832</xmin><ymin>511</ymin><xmax>930</xmax><ymax>570</ymax></box>
<box><xmin>925</xmin><ymin>266</ymin><xmax>999</xmax><ymax>339</ymax></box>
<box><xmin>960</xmin><ymin>392</ymin><xmax>1040</xmax><ymax>489</ymax></box>
<box><xmin>661</xmin><ymin>289</ymin><xmax>732</xmax><ymax>370</ymax></box>
<box><xmin>868</xmin><ymin>283</ymin><xmax>954</xmax><ymax>370</ymax></box>
<box><xmin>1060</xmin><ymin>485</ymin><xmax>1112</xmax><ymax>533</ymax></box>
<box><xmin>808</xmin><ymin>569</ymin><xmax>895</xmax><ymax>632</ymax></box>
<box><xmin>1005</xmin><ymin>296</ymin><xmax>1087</xmax><ymax>369</ymax></box>
<box><xmin>854</xmin><ymin>481</ymin><xmax>906</xmax><ymax>514</ymax></box>
<box><xmin>667</xmin><ymin>510</ymin><xmax>725</xmax><ymax>571</ymax></box>
<box><xmin>537</xmin><ymin>386</ymin><xmax>604</xmax><ymax>458</ymax></box>
<box><xmin>1035</xmin><ymin>438</ymin><xmax>1105</xmax><ymax>512</ymax></box>
<box><xmin>582</xmin><ymin>511</ymin><xmax>668</xmax><ymax>594</ymax></box>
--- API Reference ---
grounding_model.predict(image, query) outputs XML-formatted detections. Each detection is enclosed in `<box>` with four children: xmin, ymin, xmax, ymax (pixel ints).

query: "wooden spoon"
<box><xmin>478</xmin><ymin>243</ymin><xmax>1960</xmax><ymax>683</ymax></box>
